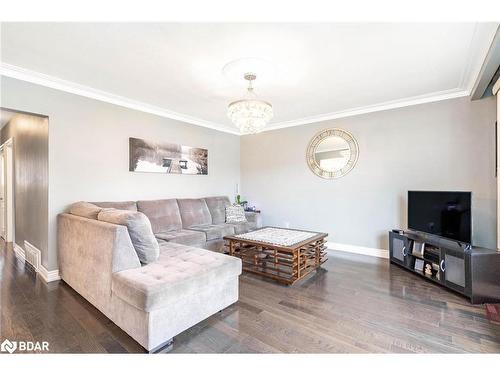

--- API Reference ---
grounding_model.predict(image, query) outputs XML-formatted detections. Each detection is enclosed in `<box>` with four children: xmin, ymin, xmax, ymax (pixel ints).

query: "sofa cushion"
<box><xmin>93</xmin><ymin>201</ymin><xmax>138</xmax><ymax>211</ymax></box>
<box><xmin>155</xmin><ymin>229</ymin><xmax>206</xmax><ymax>246</ymax></box>
<box><xmin>177</xmin><ymin>198</ymin><xmax>212</xmax><ymax>227</ymax></box>
<box><xmin>98</xmin><ymin>209</ymin><xmax>159</xmax><ymax>264</ymax></box>
<box><xmin>188</xmin><ymin>224</ymin><xmax>235</xmax><ymax>241</ymax></box>
<box><xmin>111</xmin><ymin>242</ymin><xmax>242</xmax><ymax>312</ymax></box>
<box><xmin>69</xmin><ymin>201</ymin><xmax>102</xmax><ymax>220</ymax></box>
<box><xmin>244</xmin><ymin>211</ymin><xmax>261</xmax><ymax>228</ymax></box>
<box><xmin>204</xmin><ymin>196</ymin><xmax>231</xmax><ymax>224</ymax></box>
<box><xmin>137</xmin><ymin>199</ymin><xmax>182</xmax><ymax>233</ymax></box>
<box><xmin>202</xmin><ymin>239</ymin><xmax>225</xmax><ymax>253</ymax></box>
<box><xmin>227</xmin><ymin>221</ymin><xmax>257</xmax><ymax>235</ymax></box>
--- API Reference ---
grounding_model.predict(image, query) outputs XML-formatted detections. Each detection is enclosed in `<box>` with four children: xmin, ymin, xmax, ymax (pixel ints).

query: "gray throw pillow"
<box><xmin>226</xmin><ymin>205</ymin><xmax>247</xmax><ymax>224</ymax></box>
<box><xmin>69</xmin><ymin>201</ymin><xmax>102</xmax><ymax>220</ymax></box>
<box><xmin>98</xmin><ymin>208</ymin><xmax>159</xmax><ymax>264</ymax></box>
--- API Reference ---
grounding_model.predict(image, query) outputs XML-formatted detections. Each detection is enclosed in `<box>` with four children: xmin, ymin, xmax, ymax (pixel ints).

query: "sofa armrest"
<box><xmin>244</xmin><ymin>211</ymin><xmax>262</xmax><ymax>228</ymax></box>
<box><xmin>57</xmin><ymin>213</ymin><xmax>141</xmax><ymax>313</ymax></box>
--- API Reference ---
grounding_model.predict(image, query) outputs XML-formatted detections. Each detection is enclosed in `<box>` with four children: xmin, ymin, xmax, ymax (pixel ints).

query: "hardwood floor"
<box><xmin>1</xmin><ymin>241</ymin><xmax>500</xmax><ymax>353</ymax></box>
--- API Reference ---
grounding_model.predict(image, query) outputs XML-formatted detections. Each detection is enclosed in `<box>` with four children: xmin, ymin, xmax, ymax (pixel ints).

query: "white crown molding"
<box><xmin>2</xmin><ymin>23</ymin><xmax>495</xmax><ymax>139</ymax></box>
<box><xmin>263</xmin><ymin>88</ymin><xmax>470</xmax><ymax>132</ymax></box>
<box><xmin>0</xmin><ymin>62</ymin><xmax>240</xmax><ymax>136</ymax></box>
<box><xmin>459</xmin><ymin>23</ymin><xmax>499</xmax><ymax>93</ymax></box>
<box><xmin>327</xmin><ymin>241</ymin><xmax>389</xmax><ymax>259</ymax></box>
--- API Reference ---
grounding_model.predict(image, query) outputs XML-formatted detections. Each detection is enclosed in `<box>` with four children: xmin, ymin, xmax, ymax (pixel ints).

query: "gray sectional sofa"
<box><xmin>135</xmin><ymin>196</ymin><xmax>261</xmax><ymax>252</ymax></box>
<box><xmin>58</xmin><ymin>196</ymin><xmax>261</xmax><ymax>352</ymax></box>
<box><xmin>94</xmin><ymin>196</ymin><xmax>261</xmax><ymax>252</ymax></box>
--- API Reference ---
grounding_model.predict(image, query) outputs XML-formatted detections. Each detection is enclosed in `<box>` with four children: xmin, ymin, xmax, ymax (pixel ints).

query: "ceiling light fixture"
<box><xmin>227</xmin><ymin>73</ymin><xmax>273</xmax><ymax>134</ymax></box>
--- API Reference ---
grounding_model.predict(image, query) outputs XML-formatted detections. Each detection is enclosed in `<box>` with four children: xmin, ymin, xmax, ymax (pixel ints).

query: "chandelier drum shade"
<box><xmin>227</xmin><ymin>73</ymin><xmax>273</xmax><ymax>134</ymax></box>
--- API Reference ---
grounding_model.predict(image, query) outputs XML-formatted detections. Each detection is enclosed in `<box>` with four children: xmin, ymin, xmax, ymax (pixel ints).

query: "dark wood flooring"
<box><xmin>1</xmin><ymin>241</ymin><xmax>500</xmax><ymax>353</ymax></box>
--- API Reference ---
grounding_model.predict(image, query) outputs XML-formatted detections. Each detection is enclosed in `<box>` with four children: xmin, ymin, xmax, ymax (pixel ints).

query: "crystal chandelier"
<box><xmin>227</xmin><ymin>73</ymin><xmax>273</xmax><ymax>134</ymax></box>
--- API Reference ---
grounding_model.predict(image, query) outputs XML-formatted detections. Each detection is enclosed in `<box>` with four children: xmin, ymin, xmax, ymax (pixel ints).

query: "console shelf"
<box><xmin>389</xmin><ymin>230</ymin><xmax>500</xmax><ymax>304</ymax></box>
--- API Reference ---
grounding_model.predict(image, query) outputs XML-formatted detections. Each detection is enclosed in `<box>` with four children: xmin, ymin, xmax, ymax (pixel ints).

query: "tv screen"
<box><xmin>408</xmin><ymin>191</ymin><xmax>471</xmax><ymax>244</ymax></box>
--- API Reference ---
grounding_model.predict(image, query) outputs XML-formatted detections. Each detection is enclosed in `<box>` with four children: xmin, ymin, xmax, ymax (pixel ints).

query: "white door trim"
<box><xmin>0</xmin><ymin>150</ymin><xmax>5</xmax><ymax>239</ymax></box>
<box><xmin>493</xmin><ymin>77</ymin><xmax>500</xmax><ymax>96</ymax></box>
<box><xmin>495</xmin><ymin>77</ymin><xmax>500</xmax><ymax>250</ymax></box>
<box><xmin>0</xmin><ymin>138</ymin><xmax>14</xmax><ymax>243</ymax></box>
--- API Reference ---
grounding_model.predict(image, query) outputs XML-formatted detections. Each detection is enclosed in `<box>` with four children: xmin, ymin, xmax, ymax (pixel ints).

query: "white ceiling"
<box><xmin>1</xmin><ymin>23</ymin><xmax>498</xmax><ymax>134</ymax></box>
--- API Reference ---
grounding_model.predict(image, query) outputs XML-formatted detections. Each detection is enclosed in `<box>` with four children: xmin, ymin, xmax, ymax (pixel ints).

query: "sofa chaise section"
<box><xmin>58</xmin><ymin>212</ymin><xmax>241</xmax><ymax>352</ymax></box>
<box><xmin>112</xmin><ymin>242</ymin><xmax>241</xmax><ymax>312</ymax></box>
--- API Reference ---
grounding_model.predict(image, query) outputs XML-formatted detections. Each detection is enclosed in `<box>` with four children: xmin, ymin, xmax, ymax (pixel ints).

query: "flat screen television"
<box><xmin>408</xmin><ymin>191</ymin><xmax>472</xmax><ymax>244</ymax></box>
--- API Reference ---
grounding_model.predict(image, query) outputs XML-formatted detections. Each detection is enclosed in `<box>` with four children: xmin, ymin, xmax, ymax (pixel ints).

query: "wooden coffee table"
<box><xmin>224</xmin><ymin>227</ymin><xmax>328</xmax><ymax>285</ymax></box>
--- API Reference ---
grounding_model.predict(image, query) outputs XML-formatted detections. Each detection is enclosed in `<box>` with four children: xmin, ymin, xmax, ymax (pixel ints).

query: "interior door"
<box><xmin>0</xmin><ymin>151</ymin><xmax>5</xmax><ymax>240</ymax></box>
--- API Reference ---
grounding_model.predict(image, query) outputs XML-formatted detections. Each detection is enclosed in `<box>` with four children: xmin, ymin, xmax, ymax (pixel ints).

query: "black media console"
<box><xmin>389</xmin><ymin>230</ymin><xmax>500</xmax><ymax>304</ymax></box>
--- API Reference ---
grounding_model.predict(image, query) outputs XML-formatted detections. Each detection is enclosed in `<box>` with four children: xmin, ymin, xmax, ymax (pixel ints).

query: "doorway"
<box><xmin>0</xmin><ymin>138</ymin><xmax>14</xmax><ymax>243</ymax></box>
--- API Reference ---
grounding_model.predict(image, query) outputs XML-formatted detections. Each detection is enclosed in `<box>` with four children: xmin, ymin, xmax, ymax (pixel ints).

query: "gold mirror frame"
<box><xmin>306</xmin><ymin>128</ymin><xmax>359</xmax><ymax>179</ymax></box>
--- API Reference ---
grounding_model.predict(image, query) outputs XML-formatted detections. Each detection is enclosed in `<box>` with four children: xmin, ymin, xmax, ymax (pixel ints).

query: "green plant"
<box><xmin>236</xmin><ymin>194</ymin><xmax>241</xmax><ymax>205</ymax></box>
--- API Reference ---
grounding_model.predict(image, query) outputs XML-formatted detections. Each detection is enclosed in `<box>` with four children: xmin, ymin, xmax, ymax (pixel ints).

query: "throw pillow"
<box><xmin>69</xmin><ymin>201</ymin><xmax>102</xmax><ymax>220</ymax></box>
<box><xmin>98</xmin><ymin>208</ymin><xmax>159</xmax><ymax>264</ymax></box>
<box><xmin>226</xmin><ymin>205</ymin><xmax>247</xmax><ymax>224</ymax></box>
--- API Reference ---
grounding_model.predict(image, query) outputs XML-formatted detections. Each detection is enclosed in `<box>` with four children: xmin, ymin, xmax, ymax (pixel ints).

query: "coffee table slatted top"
<box><xmin>224</xmin><ymin>227</ymin><xmax>328</xmax><ymax>252</ymax></box>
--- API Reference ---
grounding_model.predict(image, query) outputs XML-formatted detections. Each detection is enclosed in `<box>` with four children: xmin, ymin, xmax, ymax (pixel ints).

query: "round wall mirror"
<box><xmin>306</xmin><ymin>128</ymin><xmax>359</xmax><ymax>179</ymax></box>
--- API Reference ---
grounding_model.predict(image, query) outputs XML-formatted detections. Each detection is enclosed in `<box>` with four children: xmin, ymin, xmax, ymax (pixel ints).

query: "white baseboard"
<box><xmin>327</xmin><ymin>241</ymin><xmax>389</xmax><ymax>259</ymax></box>
<box><xmin>12</xmin><ymin>241</ymin><xmax>60</xmax><ymax>282</ymax></box>
<box><xmin>38</xmin><ymin>265</ymin><xmax>61</xmax><ymax>283</ymax></box>
<box><xmin>13</xmin><ymin>243</ymin><xmax>25</xmax><ymax>262</ymax></box>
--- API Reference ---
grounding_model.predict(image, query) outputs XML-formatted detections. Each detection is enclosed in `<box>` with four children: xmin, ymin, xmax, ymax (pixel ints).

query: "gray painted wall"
<box><xmin>1</xmin><ymin>112</ymin><xmax>49</xmax><ymax>263</ymax></box>
<box><xmin>1</xmin><ymin>77</ymin><xmax>240</xmax><ymax>270</ymax></box>
<box><xmin>241</xmin><ymin>96</ymin><xmax>497</xmax><ymax>250</ymax></box>
<box><xmin>1</xmin><ymin>75</ymin><xmax>496</xmax><ymax>268</ymax></box>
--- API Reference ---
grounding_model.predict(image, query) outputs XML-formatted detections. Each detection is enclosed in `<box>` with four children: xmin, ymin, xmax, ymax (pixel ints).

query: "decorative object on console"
<box><xmin>432</xmin><ymin>263</ymin><xmax>440</xmax><ymax>280</ymax></box>
<box><xmin>425</xmin><ymin>263</ymin><xmax>433</xmax><ymax>276</ymax></box>
<box><xmin>306</xmin><ymin>128</ymin><xmax>359</xmax><ymax>179</ymax></box>
<box><xmin>129</xmin><ymin>137</ymin><xmax>208</xmax><ymax>175</ymax></box>
<box><xmin>225</xmin><ymin>205</ymin><xmax>247</xmax><ymax>224</ymax></box>
<box><xmin>235</xmin><ymin>194</ymin><xmax>249</xmax><ymax>208</ymax></box>
<box><xmin>412</xmin><ymin>241</ymin><xmax>425</xmax><ymax>258</ymax></box>
<box><xmin>244</xmin><ymin>206</ymin><xmax>260</xmax><ymax>213</ymax></box>
<box><xmin>414</xmin><ymin>258</ymin><xmax>424</xmax><ymax>272</ymax></box>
